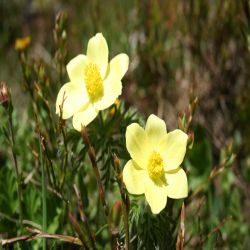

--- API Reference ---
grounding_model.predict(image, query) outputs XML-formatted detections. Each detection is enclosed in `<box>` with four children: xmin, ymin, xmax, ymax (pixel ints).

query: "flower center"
<box><xmin>147</xmin><ymin>151</ymin><xmax>164</xmax><ymax>180</ymax></box>
<box><xmin>84</xmin><ymin>63</ymin><xmax>104</xmax><ymax>102</ymax></box>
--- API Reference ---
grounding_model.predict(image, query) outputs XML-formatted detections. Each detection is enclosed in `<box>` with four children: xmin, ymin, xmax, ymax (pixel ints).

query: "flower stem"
<box><xmin>112</xmin><ymin>154</ymin><xmax>130</xmax><ymax>250</ymax></box>
<box><xmin>59</xmin><ymin>126</ymin><xmax>68</xmax><ymax>189</ymax></box>
<box><xmin>73</xmin><ymin>184</ymin><xmax>96</xmax><ymax>249</ymax></box>
<box><xmin>39</xmin><ymin>134</ymin><xmax>47</xmax><ymax>250</ymax></box>
<box><xmin>8</xmin><ymin>105</ymin><xmax>23</xmax><ymax>229</ymax></box>
<box><xmin>81</xmin><ymin>126</ymin><xmax>115</xmax><ymax>249</ymax></box>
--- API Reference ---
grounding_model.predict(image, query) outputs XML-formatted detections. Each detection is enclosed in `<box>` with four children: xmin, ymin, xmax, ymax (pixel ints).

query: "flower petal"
<box><xmin>126</xmin><ymin>123</ymin><xmax>151</xmax><ymax>169</ymax></box>
<box><xmin>93</xmin><ymin>79</ymin><xmax>122</xmax><ymax>110</ymax></box>
<box><xmin>145</xmin><ymin>114</ymin><xmax>167</xmax><ymax>145</ymax></box>
<box><xmin>144</xmin><ymin>177</ymin><xmax>168</xmax><ymax>214</ymax></box>
<box><xmin>72</xmin><ymin>105</ymin><xmax>98</xmax><ymax>131</ymax></box>
<box><xmin>165</xmin><ymin>168</ymin><xmax>188</xmax><ymax>199</ymax></box>
<box><xmin>87</xmin><ymin>33</ymin><xmax>108</xmax><ymax>78</ymax></box>
<box><xmin>56</xmin><ymin>82</ymin><xmax>89</xmax><ymax>119</ymax></box>
<box><xmin>159</xmin><ymin>129</ymin><xmax>188</xmax><ymax>171</ymax></box>
<box><xmin>66</xmin><ymin>55</ymin><xmax>88</xmax><ymax>83</ymax></box>
<box><xmin>107</xmin><ymin>53</ymin><xmax>129</xmax><ymax>80</ymax></box>
<box><xmin>123</xmin><ymin>160</ymin><xmax>146</xmax><ymax>195</ymax></box>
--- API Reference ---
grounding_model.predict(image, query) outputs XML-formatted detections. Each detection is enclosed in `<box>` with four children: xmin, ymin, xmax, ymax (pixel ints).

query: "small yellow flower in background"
<box><xmin>56</xmin><ymin>33</ymin><xmax>129</xmax><ymax>131</ymax></box>
<box><xmin>123</xmin><ymin>114</ymin><xmax>188</xmax><ymax>214</ymax></box>
<box><xmin>110</xmin><ymin>99</ymin><xmax>121</xmax><ymax>115</ymax></box>
<box><xmin>15</xmin><ymin>36</ymin><xmax>31</xmax><ymax>50</ymax></box>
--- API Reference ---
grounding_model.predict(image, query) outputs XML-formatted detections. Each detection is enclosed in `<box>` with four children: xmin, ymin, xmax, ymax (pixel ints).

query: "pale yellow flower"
<box><xmin>56</xmin><ymin>33</ymin><xmax>129</xmax><ymax>131</ymax></box>
<box><xmin>123</xmin><ymin>114</ymin><xmax>188</xmax><ymax>214</ymax></box>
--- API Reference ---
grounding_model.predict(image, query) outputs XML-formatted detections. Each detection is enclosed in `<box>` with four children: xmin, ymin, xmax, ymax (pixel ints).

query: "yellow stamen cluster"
<box><xmin>84</xmin><ymin>63</ymin><xmax>104</xmax><ymax>102</ymax></box>
<box><xmin>147</xmin><ymin>151</ymin><xmax>164</xmax><ymax>180</ymax></box>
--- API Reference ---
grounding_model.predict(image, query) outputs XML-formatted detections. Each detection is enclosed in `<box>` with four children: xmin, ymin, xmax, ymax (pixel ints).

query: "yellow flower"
<box><xmin>56</xmin><ymin>33</ymin><xmax>129</xmax><ymax>131</ymax></box>
<box><xmin>15</xmin><ymin>36</ymin><xmax>31</xmax><ymax>50</ymax></box>
<box><xmin>123</xmin><ymin>114</ymin><xmax>188</xmax><ymax>214</ymax></box>
<box><xmin>110</xmin><ymin>99</ymin><xmax>121</xmax><ymax>115</ymax></box>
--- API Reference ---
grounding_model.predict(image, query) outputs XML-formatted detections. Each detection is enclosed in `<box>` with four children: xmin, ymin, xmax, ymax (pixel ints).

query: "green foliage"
<box><xmin>130</xmin><ymin>199</ymin><xmax>176</xmax><ymax>250</ymax></box>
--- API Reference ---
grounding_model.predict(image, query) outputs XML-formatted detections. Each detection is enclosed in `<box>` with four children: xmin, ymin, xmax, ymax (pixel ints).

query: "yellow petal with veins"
<box><xmin>66</xmin><ymin>54</ymin><xmax>88</xmax><ymax>83</ymax></box>
<box><xmin>87</xmin><ymin>33</ymin><xmax>108</xmax><ymax>78</ymax></box>
<box><xmin>94</xmin><ymin>79</ymin><xmax>122</xmax><ymax>110</ymax></box>
<box><xmin>72</xmin><ymin>105</ymin><xmax>98</xmax><ymax>131</ymax></box>
<box><xmin>145</xmin><ymin>114</ymin><xmax>167</xmax><ymax>145</ymax></box>
<box><xmin>126</xmin><ymin>123</ymin><xmax>152</xmax><ymax>169</ymax></box>
<box><xmin>56</xmin><ymin>82</ymin><xmax>89</xmax><ymax>119</ymax></box>
<box><xmin>123</xmin><ymin>160</ymin><xmax>146</xmax><ymax>195</ymax></box>
<box><xmin>165</xmin><ymin>168</ymin><xmax>188</xmax><ymax>199</ymax></box>
<box><xmin>107</xmin><ymin>53</ymin><xmax>129</xmax><ymax>81</ymax></box>
<box><xmin>159</xmin><ymin>130</ymin><xmax>188</xmax><ymax>171</ymax></box>
<box><xmin>144</xmin><ymin>176</ymin><xmax>168</xmax><ymax>214</ymax></box>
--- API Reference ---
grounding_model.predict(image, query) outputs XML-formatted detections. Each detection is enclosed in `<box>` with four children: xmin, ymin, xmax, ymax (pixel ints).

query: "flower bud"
<box><xmin>110</xmin><ymin>99</ymin><xmax>121</xmax><ymax>115</ymax></box>
<box><xmin>110</xmin><ymin>200</ymin><xmax>122</xmax><ymax>229</ymax></box>
<box><xmin>0</xmin><ymin>81</ymin><xmax>9</xmax><ymax>108</ymax></box>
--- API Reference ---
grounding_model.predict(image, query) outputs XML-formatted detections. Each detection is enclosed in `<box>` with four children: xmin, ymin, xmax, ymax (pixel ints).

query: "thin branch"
<box><xmin>200</xmin><ymin>216</ymin><xmax>232</xmax><ymax>245</ymax></box>
<box><xmin>38</xmin><ymin>133</ymin><xmax>47</xmax><ymax>250</ymax></box>
<box><xmin>68</xmin><ymin>212</ymin><xmax>90</xmax><ymax>249</ymax></box>
<box><xmin>81</xmin><ymin>126</ymin><xmax>115</xmax><ymax>250</ymax></box>
<box><xmin>176</xmin><ymin>203</ymin><xmax>185</xmax><ymax>250</ymax></box>
<box><xmin>112</xmin><ymin>154</ymin><xmax>130</xmax><ymax>250</ymax></box>
<box><xmin>0</xmin><ymin>227</ymin><xmax>82</xmax><ymax>246</ymax></box>
<box><xmin>73</xmin><ymin>184</ymin><xmax>96</xmax><ymax>249</ymax></box>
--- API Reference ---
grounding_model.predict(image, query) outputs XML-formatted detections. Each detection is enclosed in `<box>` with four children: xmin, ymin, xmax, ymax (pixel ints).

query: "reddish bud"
<box><xmin>0</xmin><ymin>82</ymin><xmax>9</xmax><ymax>108</ymax></box>
<box><xmin>110</xmin><ymin>200</ymin><xmax>122</xmax><ymax>228</ymax></box>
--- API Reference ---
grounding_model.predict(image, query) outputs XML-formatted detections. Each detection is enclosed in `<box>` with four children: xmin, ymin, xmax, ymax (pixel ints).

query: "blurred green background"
<box><xmin>1</xmin><ymin>0</ymin><xmax>250</xmax><ymax>249</ymax></box>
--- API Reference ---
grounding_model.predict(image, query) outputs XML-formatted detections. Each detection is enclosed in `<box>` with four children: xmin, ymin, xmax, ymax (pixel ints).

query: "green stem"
<box><xmin>39</xmin><ymin>136</ymin><xmax>47</xmax><ymax>250</ymax></box>
<box><xmin>8</xmin><ymin>108</ymin><xmax>23</xmax><ymax>229</ymax></box>
<box><xmin>59</xmin><ymin>126</ymin><xmax>68</xmax><ymax>190</ymax></box>
<box><xmin>81</xmin><ymin>127</ymin><xmax>115</xmax><ymax>249</ymax></box>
